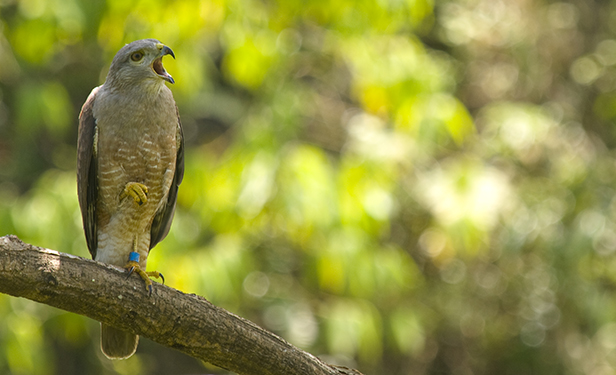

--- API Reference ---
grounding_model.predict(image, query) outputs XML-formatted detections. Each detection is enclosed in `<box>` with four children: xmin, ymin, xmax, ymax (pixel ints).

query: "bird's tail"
<box><xmin>100</xmin><ymin>323</ymin><xmax>139</xmax><ymax>359</ymax></box>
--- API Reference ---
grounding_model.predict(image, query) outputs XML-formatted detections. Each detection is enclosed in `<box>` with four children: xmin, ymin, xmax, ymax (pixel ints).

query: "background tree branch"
<box><xmin>0</xmin><ymin>235</ymin><xmax>364</xmax><ymax>375</ymax></box>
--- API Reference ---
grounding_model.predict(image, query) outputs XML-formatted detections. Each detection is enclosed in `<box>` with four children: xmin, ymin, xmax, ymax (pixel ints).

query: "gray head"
<box><xmin>106</xmin><ymin>39</ymin><xmax>175</xmax><ymax>88</ymax></box>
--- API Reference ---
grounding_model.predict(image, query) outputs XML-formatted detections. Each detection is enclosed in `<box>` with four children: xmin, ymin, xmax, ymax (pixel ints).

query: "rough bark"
<box><xmin>0</xmin><ymin>235</ymin><xmax>364</xmax><ymax>375</ymax></box>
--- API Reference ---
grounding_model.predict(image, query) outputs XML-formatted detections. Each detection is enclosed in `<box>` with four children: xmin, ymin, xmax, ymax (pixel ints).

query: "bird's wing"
<box><xmin>149</xmin><ymin>106</ymin><xmax>185</xmax><ymax>249</ymax></box>
<box><xmin>77</xmin><ymin>86</ymin><xmax>100</xmax><ymax>259</ymax></box>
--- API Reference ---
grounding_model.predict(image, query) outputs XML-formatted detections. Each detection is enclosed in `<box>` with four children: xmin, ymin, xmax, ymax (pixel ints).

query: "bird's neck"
<box><xmin>106</xmin><ymin>79</ymin><xmax>167</xmax><ymax>100</ymax></box>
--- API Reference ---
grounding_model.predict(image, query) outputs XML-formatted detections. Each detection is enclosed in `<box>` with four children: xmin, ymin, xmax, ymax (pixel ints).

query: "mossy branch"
<box><xmin>0</xmin><ymin>235</ymin><xmax>363</xmax><ymax>375</ymax></box>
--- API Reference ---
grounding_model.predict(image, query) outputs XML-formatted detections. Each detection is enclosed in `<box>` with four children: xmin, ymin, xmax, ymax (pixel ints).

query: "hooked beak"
<box><xmin>152</xmin><ymin>44</ymin><xmax>175</xmax><ymax>84</ymax></box>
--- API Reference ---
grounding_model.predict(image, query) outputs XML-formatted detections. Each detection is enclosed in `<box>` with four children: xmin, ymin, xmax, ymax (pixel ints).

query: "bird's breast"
<box><xmin>93</xmin><ymin>88</ymin><xmax>178</xmax><ymax>238</ymax></box>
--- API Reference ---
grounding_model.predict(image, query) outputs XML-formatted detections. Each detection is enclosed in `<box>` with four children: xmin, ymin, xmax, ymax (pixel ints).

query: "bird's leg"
<box><xmin>120</xmin><ymin>182</ymin><xmax>149</xmax><ymax>206</ymax></box>
<box><xmin>125</xmin><ymin>236</ymin><xmax>164</xmax><ymax>296</ymax></box>
<box><xmin>125</xmin><ymin>253</ymin><xmax>165</xmax><ymax>295</ymax></box>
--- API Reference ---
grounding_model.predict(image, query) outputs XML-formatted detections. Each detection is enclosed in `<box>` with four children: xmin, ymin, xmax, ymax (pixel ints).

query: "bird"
<box><xmin>76</xmin><ymin>39</ymin><xmax>184</xmax><ymax>359</ymax></box>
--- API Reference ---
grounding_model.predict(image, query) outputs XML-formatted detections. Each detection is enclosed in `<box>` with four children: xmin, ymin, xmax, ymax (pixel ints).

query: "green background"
<box><xmin>1</xmin><ymin>0</ymin><xmax>616</xmax><ymax>374</ymax></box>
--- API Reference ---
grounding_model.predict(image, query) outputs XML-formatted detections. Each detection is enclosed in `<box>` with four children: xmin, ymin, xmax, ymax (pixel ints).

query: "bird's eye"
<box><xmin>130</xmin><ymin>52</ymin><xmax>144</xmax><ymax>62</ymax></box>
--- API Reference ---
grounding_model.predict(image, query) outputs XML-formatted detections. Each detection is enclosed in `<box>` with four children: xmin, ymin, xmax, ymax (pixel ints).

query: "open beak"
<box><xmin>152</xmin><ymin>45</ymin><xmax>175</xmax><ymax>84</ymax></box>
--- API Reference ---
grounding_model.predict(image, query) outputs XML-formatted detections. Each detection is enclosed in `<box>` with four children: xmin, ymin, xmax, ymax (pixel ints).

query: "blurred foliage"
<box><xmin>2</xmin><ymin>0</ymin><xmax>616</xmax><ymax>374</ymax></box>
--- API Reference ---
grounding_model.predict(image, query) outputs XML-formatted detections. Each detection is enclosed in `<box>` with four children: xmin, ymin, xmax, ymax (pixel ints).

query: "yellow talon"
<box><xmin>125</xmin><ymin>260</ymin><xmax>165</xmax><ymax>296</ymax></box>
<box><xmin>120</xmin><ymin>182</ymin><xmax>148</xmax><ymax>206</ymax></box>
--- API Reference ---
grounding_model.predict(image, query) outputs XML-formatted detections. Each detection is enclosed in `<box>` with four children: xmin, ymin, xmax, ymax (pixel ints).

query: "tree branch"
<box><xmin>0</xmin><ymin>235</ymin><xmax>364</xmax><ymax>375</ymax></box>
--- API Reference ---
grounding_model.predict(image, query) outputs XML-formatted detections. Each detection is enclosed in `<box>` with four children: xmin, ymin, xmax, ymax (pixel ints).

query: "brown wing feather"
<box><xmin>77</xmin><ymin>86</ymin><xmax>100</xmax><ymax>259</ymax></box>
<box><xmin>149</xmin><ymin>106</ymin><xmax>184</xmax><ymax>249</ymax></box>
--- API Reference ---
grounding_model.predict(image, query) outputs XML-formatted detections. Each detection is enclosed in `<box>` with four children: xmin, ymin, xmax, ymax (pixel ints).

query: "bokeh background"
<box><xmin>1</xmin><ymin>0</ymin><xmax>616</xmax><ymax>374</ymax></box>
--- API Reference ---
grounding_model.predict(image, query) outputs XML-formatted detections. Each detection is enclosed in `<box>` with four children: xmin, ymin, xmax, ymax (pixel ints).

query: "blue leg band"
<box><xmin>128</xmin><ymin>251</ymin><xmax>140</xmax><ymax>263</ymax></box>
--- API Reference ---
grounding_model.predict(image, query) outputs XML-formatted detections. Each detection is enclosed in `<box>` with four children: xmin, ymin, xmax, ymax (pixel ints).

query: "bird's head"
<box><xmin>106</xmin><ymin>39</ymin><xmax>175</xmax><ymax>89</ymax></box>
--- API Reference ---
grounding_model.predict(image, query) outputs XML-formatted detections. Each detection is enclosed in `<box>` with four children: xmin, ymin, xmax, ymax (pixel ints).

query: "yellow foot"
<box><xmin>125</xmin><ymin>259</ymin><xmax>164</xmax><ymax>296</ymax></box>
<box><xmin>120</xmin><ymin>182</ymin><xmax>149</xmax><ymax>206</ymax></box>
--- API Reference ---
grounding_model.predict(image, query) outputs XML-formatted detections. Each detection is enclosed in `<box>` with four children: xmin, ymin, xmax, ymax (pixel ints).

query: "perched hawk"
<box><xmin>77</xmin><ymin>39</ymin><xmax>184</xmax><ymax>359</ymax></box>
